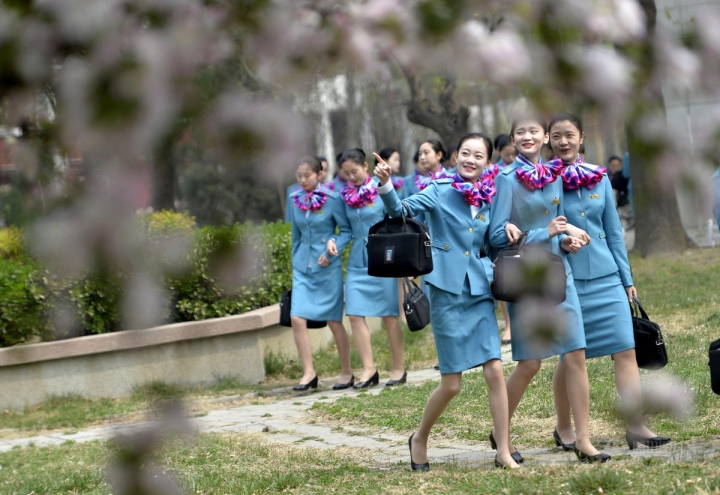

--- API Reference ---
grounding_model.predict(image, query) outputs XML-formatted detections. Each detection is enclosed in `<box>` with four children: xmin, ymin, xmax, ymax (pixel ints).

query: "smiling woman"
<box><xmin>374</xmin><ymin>133</ymin><xmax>520</xmax><ymax>470</ymax></box>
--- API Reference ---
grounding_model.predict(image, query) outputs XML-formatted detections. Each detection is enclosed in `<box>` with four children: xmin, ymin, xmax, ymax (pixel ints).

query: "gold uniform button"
<box><xmin>544</xmin><ymin>209</ymin><xmax>549</xmax><ymax>215</ymax></box>
<box><xmin>464</xmin><ymin>251</ymin><xmax>469</xmax><ymax>256</ymax></box>
<box><xmin>444</xmin><ymin>244</ymin><xmax>449</xmax><ymax>249</ymax></box>
<box><xmin>321</xmin><ymin>238</ymin><xmax>326</xmax><ymax>242</ymax></box>
<box><xmin>468</xmin><ymin>228</ymin><xmax>473</xmax><ymax>233</ymax></box>
<box><xmin>476</xmin><ymin>214</ymin><xmax>481</xmax><ymax>219</ymax></box>
<box><xmin>580</xmin><ymin>212</ymin><xmax>586</xmax><ymax>217</ymax></box>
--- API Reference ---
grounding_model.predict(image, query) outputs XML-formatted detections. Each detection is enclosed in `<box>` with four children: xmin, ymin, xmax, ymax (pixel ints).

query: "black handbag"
<box><xmin>279</xmin><ymin>290</ymin><xmax>327</xmax><ymax>328</ymax></box>
<box><xmin>491</xmin><ymin>233</ymin><xmax>566</xmax><ymax>304</ymax></box>
<box><xmin>403</xmin><ymin>278</ymin><xmax>431</xmax><ymax>332</ymax></box>
<box><xmin>630</xmin><ymin>297</ymin><xmax>668</xmax><ymax>370</ymax></box>
<box><xmin>709</xmin><ymin>338</ymin><xmax>720</xmax><ymax>395</ymax></box>
<box><xmin>366</xmin><ymin>204</ymin><xmax>433</xmax><ymax>278</ymax></box>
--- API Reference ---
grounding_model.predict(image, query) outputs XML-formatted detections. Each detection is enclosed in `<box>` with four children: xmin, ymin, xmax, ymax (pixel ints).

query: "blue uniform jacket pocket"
<box><xmin>432</xmin><ymin>239</ymin><xmax>450</xmax><ymax>251</ymax></box>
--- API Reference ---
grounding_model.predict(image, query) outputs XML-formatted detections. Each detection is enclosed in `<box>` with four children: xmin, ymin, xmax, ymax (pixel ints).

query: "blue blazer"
<box><xmin>562</xmin><ymin>176</ymin><xmax>633</xmax><ymax>286</ymax></box>
<box><xmin>488</xmin><ymin>159</ymin><xmax>571</xmax><ymax>273</ymax></box>
<box><xmin>290</xmin><ymin>191</ymin><xmax>352</xmax><ymax>274</ymax></box>
<box><xmin>284</xmin><ymin>183</ymin><xmax>300</xmax><ymax>222</ymax></box>
<box><xmin>713</xmin><ymin>167</ymin><xmax>720</xmax><ymax>230</ymax></box>
<box><xmin>341</xmin><ymin>180</ymin><xmax>388</xmax><ymax>269</ymax></box>
<box><xmin>380</xmin><ymin>179</ymin><xmax>493</xmax><ymax>297</ymax></box>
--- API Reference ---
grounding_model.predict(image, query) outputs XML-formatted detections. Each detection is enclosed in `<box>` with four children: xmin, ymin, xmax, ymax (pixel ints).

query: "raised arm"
<box><xmin>601</xmin><ymin>177</ymin><xmax>633</xmax><ymax>286</ymax></box>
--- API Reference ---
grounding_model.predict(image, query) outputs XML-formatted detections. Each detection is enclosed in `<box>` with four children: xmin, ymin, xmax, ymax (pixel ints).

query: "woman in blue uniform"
<box><xmin>326</xmin><ymin>148</ymin><xmax>405</xmax><ymax>389</ymax></box>
<box><xmin>401</xmin><ymin>139</ymin><xmax>450</xmax><ymax>201</ymax></box>
<box><xmin>488</xmin><ymin>116</ymin><xmax>609</xmax><ymax>464</ymax></box>
<box><xmin>375</xmin><ymin>133</ymin><xmax>519</xmax><ymax>470</ymax></box>
<box><xmin>376</xmin><ymin>147</ymin><xmax>405</xmax><ymax>198</ymax></box>
<box><xmin>289</xmin><ymin>156</ymin><xmax>355</xmax><ymax>391</ymax></box>
<box><xmin>547</xmin><ymin>113</ymin><xmax>670</xmax><ymax>450</ymax></box>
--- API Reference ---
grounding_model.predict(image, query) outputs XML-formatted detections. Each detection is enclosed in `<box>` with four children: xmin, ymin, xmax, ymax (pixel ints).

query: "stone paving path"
<box><xmin>2</xmin><ymin>345</ymin><xmax>717</xmax><ymax>469</ymax></box>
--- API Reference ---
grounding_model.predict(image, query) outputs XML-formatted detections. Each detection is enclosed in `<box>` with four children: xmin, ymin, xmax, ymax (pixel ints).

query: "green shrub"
<box><xmin>0</xmin><ymin>227</ymin><xmax>26</xmax><ymax>260</ymax></box>
<box><xmin>0</xmin><ymin>259</ymin><xmax>48</xmax><ymax>347</ymax></box>
<box><xmin>138</xmin><ymin>210</ymin><xmax>196</xmax><ymax>240</ymax></box>
<box><xmin>171</xmin><ymin>220</ymin><xmax>292</xmax><ymax>321</ymax></box>
<box><xmin>0</xmin><ymin>218</ymin><xmax>293</xmax><ymax>347</ymax></box>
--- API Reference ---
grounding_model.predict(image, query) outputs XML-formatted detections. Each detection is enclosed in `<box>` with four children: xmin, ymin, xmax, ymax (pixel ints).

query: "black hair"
<box><xmin>335</xmin><ymin>152</ymin><xmax>343</xmax><ymax>164</ymax></box>
<box><xmin>317</xmin><ymin>156</ymin><xmax>328</xmax><ymax>163</ymax></box>
<box><xmin>297</xmin><ymin>155</ymin><xmax>322</xmax><ymax>174</ymax></box>
<box><xmin>548</xmin><ymin>112</ymin><xmax>583</xmax><ymax>134</ymax></box>
<box><xmin>412</xmin><ymin>150</ymin><xmax>419</xmax><ymax>164</ymax></box>
<box><xmin>447</xmin><ymin>145</ymin><xmax>457</xmax><ymax>155</ymax></box>
<box><xmin>607</xmin><ymin>154</ymin><xmax>622</xmax><ymax>163</ymax></box>
<box><xmin>377</xmin><ymin>147</ymin><xmax>398</xmax><ymax>163</ymax></box>
<box><xmin>579</xmin><ymin>143</ymin><xmax>585</xmax><ymax>154</ymax></box>
<box><xmin>456</xmin><ymin>132</ymin><xmax>493</xmax><ymax>159</ymax></box>
<box><xmin>494</xmin><ymin>134</ymin><xmax>511</xmax><ymax>151</ymax></box>
<box><xmin>420</xmin><ymin>139</ymin><xmax>447</xmax><ymax>163</ymax></box>
<box><xmin>339</xmin><ymin>148</ymin><xmax>366</xmax><ymax>166</ymax></box>
<box><xmin>510</xmin><ymin>115</ymin><xmax>548</xmax><ymax>136</ymax></box>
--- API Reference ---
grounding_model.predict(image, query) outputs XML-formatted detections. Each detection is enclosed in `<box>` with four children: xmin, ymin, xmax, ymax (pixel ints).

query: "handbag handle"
<box><xmin>630</xmin><ymin>296</ymin><xmax>650</xmax><ymax>320</ymax></box>
<box><xmin>403</xmin><ymin>277</ymin><xmax>421</xmax><ymax>293</ymax></box>
<box><xmin>382</xmin><ymin>202</ymin><xmax>412</xmax><ymax>231</ymax></box>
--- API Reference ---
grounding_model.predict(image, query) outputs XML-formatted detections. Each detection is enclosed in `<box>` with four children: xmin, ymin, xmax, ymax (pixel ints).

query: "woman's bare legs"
<box><xmin>500</xmin><ymin>301</ymin><xmax>512</xmax><ymax>342</ymax></box>
<box><xmin>327</xmin><ymin>320</ymin><xmax>354</xmax><ymax>383</ymax></box>
<box><xmin>348</xmin><ymin>316</ymin><xmax>377</xmax><ymax>382</ymax></box>
<box><xmin>504</xmin><ymin>359</ymin><xmax>542</xmax><ymax>454</ymax></box>
<box><xmin>484</xmin><ymin>359</ymin><xmax>519</xmax><ymax>467</ymax></box>
<box><xmin>291</xmin><ymin>317</ymin><xmax>316</xmax><ymax>383</ymax></box>
<box><xmin>382</xmin><ymin>316</ymin><xmax>405</xmax><ymax>380</ymax></box>
<box><xmin>410</xmin><ymin>373</ymin><xmax>462</xmax><ymax>464</ymax></box>
<box><xmin>563</xmin><ymin>349</ymin><xmax>600</xmax><ymax>455</ymax></box>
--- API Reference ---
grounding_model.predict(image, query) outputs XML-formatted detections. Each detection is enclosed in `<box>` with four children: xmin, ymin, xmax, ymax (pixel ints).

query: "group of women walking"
<box><xmin>285</xmin><ymin>112</ymin><xmax>670</xmax><ymax>470</ymax></box>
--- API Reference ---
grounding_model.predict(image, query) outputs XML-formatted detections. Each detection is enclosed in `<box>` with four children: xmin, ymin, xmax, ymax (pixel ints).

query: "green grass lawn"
<box><xmin>1</xmin><ymin>433</ymin><xmax>719</xmax><ymax>494</ymax></box>
<box><xmin>311</xmin><ymin>248</ymin><xmax>720</xmax><ymax>448</ymax></box>
<box><xmin>2</xmin><ymin>248</ymin><xmax>720</xmax><ymax>494</ymax></box>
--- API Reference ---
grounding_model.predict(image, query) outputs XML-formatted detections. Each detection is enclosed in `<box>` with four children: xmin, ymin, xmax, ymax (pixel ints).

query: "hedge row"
<box><xmin>0</xmin><ymin>212</ymin><xmax>293</xmax><ymax>348</ymax></box>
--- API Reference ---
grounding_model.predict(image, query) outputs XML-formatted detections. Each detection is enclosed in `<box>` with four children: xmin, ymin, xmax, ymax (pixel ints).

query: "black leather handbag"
<box><xmin>279</xmin><ymin>290</ymin><xmax>327</xmax><ymax>328</ymax></box>
<box><xmin>631</xmin><ymin>298</ymin><xmax>668</xmax><ymax>370</ymax></box>
<box><xmin>403</xmin><ymin>278</ymin><xmax>431</xmax><ymax>332</ymax></box>
<box><xmin>366</xmin><ymin>204</ymin><xmax>433</xmax><ymax>278</ymax></box>
<box><xmin>709</xmin><ymin>338</ymin><xmax>720</xmax><ymax>395</ymax></box>
<box><xmin>491</xmin><ymin>233</ymin><xmax>566</xmax><ymax>304</ymax></box>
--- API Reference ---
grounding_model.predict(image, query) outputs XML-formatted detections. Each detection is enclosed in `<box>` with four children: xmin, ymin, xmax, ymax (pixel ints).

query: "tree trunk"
<box><xmin>627</xmin><ymin>0</ymin><xmax>687</xmax><ymax>256</ymax></box>
<box><xmin>400</xmin><ymin>66</ymin><xmax>469</xmax><ymax>149</ymax></box>
<box><xmin>152</xmin><ymin>138</ymin><xmax>176</xmax><ymax>211</ymax></box>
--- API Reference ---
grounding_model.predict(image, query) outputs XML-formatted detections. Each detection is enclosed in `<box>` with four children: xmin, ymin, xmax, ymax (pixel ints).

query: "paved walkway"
<box><xmin>2</xmin><ymin>345</ymin><xmax>717</xmax><ymax>468</ymax></box>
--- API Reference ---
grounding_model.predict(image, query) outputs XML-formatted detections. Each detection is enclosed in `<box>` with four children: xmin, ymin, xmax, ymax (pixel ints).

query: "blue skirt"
<box><xmin>291</xmin><ymin>266</ymin><xmax>344</xmax><ymax>322</ymax></box>
<box><xmin>575</xmin><ymin>271</ymin><xmax>634</xmax><ymax>359</ymax></box>
<box><xmin>345</xmin><ymin>267</ymin><xmax>399</xmax><ymax>317</ymax></box>
<box><xmin>429</xmin><ymin>278</ymin><xmax>501</xmax><ymax>374</ymax></box>
<box><xmin>508</xmin><ymin>272</ymin><xmax>586</xmax><ymax>361</ymax></box>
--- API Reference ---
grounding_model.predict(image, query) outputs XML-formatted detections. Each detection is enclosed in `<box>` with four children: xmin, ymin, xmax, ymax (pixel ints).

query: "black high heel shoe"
<box><xmin>408</xmin><ymin>433</ymin><xmax>430</xmax><ymax>471</ymax></box>
<box><xmin>332</xmin><ymin>375</ymin><xmax>355</xmax><ymax>390</ymax></box>
<box><xmin>353</xmin><ymin>370</ymin><xmax>379</xmax><ymax>389</ymax></box>
<box><xmin>386</xmin><ymin>370</ymin><xmax>407</xmax><ymax>387</ymax></box>
<box><xmin>553</xmin><ymin>428</ymin><xmax>576</xmax><ymax>452</ymax></box>
<box><xmin>293</xmin><ymin>376</ymin><xmax>318</xmax><ymax>392</ymax></box>
<box><xmin>626</xmin><ymin>430</ymin><xmax>671</xmax><ymax>450</ymax></box>
<box><xmin>573</xmin><ymin>446</ymin><xmax>611</xmax><ymax>464</ymax></box>
<box><xmin>489</xmin><ymin>431</ymin><xmax>524</xmax><ymax>464</ymax></box>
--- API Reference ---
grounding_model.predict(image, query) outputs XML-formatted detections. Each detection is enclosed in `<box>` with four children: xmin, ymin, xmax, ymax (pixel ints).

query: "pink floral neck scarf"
<box><xmin>451</xmin><ymin>173</ymin><xmax>496</xmax><ymax>207</ymax></box>
<box><xmin>341</xmin><ymin>175</ymin><xmax>378</xmax><ymax>209</ymax></box>
<box><xmin>414</xmin><ymin>165</ymin><xmax>449</xmax><ymax>191</ymax></box>
<box><xmin>548</xmin><ymin>155</ymin><xmax>606</xmax><ymax>190</ymax></box>
<box><xmin>292</xmin><ymin>186</ymin><xmax>328</xmax><ymax>211</ymax></box>
<box><xmin>515</xmin><ymin>154</ymin><xmax>562</xmax><ymax>190</ymax></box>
<box><xmin>481</xmin><ymin>163</ymin><xmax>500</xmax><ymax>183</ymax></box>
<box><xmin>391</xmin><ymin>175</ymin><xmax>404</xmax><ymax>190</ymax></box>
